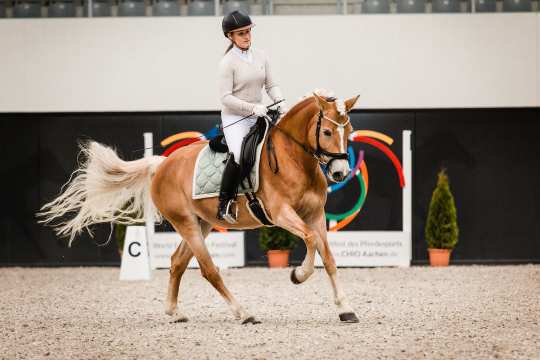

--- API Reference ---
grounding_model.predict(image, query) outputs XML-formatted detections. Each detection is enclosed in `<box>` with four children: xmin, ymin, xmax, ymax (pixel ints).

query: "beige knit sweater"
<box><xmin>218</xmin><ymin>46</ymin><xmax>282</xmax><ymax>117</ymax></box>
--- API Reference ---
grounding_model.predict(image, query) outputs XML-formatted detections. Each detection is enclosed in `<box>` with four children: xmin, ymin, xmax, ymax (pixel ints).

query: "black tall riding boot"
<box><xmin>217</xmin><ymin>153</ymin><xmax>242</xmax><ymax>223</ymax></box>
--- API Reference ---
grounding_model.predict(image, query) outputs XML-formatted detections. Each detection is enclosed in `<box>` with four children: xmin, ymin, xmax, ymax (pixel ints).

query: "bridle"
<box><xmin>314</xmin><ymin>110</ymin><xmax>350</xmax><ymax>166</ymax></box>
<box><xmin>266</xmin><ymin>107</ymin><xmax>351</xmax><ymax>173</ymax></box>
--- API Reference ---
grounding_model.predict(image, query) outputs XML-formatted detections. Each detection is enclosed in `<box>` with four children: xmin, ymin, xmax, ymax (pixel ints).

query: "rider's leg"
<box><xmin>221</xmin><ymin>114</ymin><xmax>256</xmax><ymax>162</ymax></box>
<box><xmin>217</xmin><ymin>115</ymin><xmax>256</xmax><ymax>222</ymax></box>
<box><xmin>216</xmin><ymin>153</ymin><xmax>241</xmax><ymax>222</ymax></box>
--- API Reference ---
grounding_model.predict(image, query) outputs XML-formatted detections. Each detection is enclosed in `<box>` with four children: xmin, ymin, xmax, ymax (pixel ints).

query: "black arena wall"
<box><xmin>1</xmin><ymin>108</ymin><xmax>538</xmax><ymax>266</ymax></box>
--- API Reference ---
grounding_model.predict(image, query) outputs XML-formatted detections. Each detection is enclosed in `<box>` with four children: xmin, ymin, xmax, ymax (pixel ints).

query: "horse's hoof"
<box><xmin>241</xmin><ymin>316</ymin><xmax>261</xmax><ymax>325</ymax></box>
<box><xmin>171</xmin><ymin>315</ymin><xmax>189</xmax><ymax>323</ymax></box>
<box><xmin>339</xmin><ymin>312</ymin><xmax>359</xmax><ymax>323</ymax></box>
<box><xmin>290</xmin><ymin>268</ymin><xmax>302</xmax><ymax>285</ymax></box>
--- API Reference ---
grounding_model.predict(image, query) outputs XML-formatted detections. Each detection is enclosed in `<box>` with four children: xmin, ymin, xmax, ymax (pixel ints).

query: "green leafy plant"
<box><xmin>259</xmin><ymin>226</ymin><xmax>300</xmax><ymax>251</ymax></box>
<box><xmin>425</xmin><ymin>169</ymin><xmax>459</xmax><ymax>250</ymax></box>
<box><xmin>115</xmin><ymin>223</ymin><xmax>127</xmax><ymax>252</ymax></box>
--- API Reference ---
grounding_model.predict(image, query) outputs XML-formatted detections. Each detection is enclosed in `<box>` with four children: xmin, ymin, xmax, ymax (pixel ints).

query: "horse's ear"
<box><xmin>345</xmin><ymin>95</ymin><xmax>360</xmax><ymax>113</ymax></box>
<box><xmin>313</xmin><ymin>92</ymin><xmax>331</xmax><ymax>111</ymax></box>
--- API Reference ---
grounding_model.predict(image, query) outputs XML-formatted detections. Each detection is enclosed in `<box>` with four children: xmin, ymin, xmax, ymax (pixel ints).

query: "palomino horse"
<box><xmin>38</xmin><ymin>92</ymin><xmax>360</xmax><ymax>324</ymax></box>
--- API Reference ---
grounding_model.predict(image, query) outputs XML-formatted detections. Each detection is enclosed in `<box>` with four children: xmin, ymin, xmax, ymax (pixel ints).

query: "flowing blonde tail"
<box><xmin>37</xmin><ymin>141</ymin><xmax>165</xmax><ymax>246</ymax></box>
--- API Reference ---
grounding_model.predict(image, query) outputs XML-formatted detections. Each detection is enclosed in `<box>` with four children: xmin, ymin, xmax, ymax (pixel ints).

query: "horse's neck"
<box><xmin>271</xmin><ymin>102</ymin><xmax>319</xmax><ymax>173</ymax></box>
<box><xmin>278</xmin><ymin>100</ymin><xmax>317</xmax><ymax>137</ymax></box>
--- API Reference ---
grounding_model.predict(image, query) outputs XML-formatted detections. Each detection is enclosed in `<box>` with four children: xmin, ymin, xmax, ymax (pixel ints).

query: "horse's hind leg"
<box><xmin>169</xmin><ymin>215</ymin><xmax>259</xmax><ymax>324</ymax></box>
<box><xmin>165</xmin><ymin>220</ymin><xmax>212</xmax><ymax>323</ymax></box>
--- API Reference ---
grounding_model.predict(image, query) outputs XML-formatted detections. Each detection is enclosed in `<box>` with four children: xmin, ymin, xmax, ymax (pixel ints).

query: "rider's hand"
<box><xmin>277</xmin><ymin>101</ymin><xmax>288</xmax><ymax>115</ymax></box>
<box><xmin>252</xmin><ymin>104</ymin><xmax>268</xmax><ymax>117</ymax></box>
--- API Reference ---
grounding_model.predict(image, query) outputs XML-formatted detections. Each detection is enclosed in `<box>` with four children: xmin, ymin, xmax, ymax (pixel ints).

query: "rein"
<box><xmin>265</xmin><ymin>109</ymin><xmax>350</xmax><ymax>174</ymax></box>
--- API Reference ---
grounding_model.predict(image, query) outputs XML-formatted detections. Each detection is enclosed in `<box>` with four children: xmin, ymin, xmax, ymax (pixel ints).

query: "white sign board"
<box><xmin>119</xmin><ymin>226</ymin><xmax>151</xmax><ymax>280</ymax></box>
<box><xmin>315</xmin><ymin>231</ymin><xmax>411</xmax><ymax>267</ymax></box>
<box><xmin>149</xmin><ymin>231</ymin><xmax>245</xmax><ymax>269</ymax></box>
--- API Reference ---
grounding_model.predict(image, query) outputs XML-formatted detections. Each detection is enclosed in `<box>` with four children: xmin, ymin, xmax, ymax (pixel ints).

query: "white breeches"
<box><xmin>221</xmin><ymin>114</ymin><xmax>258</xmax><ymax>165</ymax></box>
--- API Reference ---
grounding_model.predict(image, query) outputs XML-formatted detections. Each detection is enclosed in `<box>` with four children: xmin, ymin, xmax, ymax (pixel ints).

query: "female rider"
<box><xmin>217</xmin><ymin>10</ymin><xmax>286</xmax><ymax>223</ymax></box>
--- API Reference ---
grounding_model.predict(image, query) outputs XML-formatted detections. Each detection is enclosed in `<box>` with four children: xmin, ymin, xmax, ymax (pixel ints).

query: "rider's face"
<box><xmin>228</xmin><ymin>28</ymin><xmax>252</xmax><ymax>50</ymax></box>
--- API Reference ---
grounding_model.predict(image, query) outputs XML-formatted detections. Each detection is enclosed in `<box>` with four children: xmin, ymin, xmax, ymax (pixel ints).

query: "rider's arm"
<box><xmin>219</xmin><ymin>59</ymin><xmax>256</xmax><ymax>117</ymax></box>
<box><xmin>264</xmin><ymin>54</ymin><xmax>284</xmax><ymax>103</ymax></box>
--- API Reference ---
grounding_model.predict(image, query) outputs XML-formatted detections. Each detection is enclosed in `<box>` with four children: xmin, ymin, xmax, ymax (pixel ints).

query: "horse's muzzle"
<box><xmin>331</xmin><ymin>171</ymin><xmax>347</xmax><ymax>183</ymax></box>
<box><xmin>327</xmin><ymin>159</ymin><xmax>351</xmax><ymax>183</ymax></box>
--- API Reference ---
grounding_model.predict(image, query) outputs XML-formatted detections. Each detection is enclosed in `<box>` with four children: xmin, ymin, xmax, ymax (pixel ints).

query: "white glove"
<box><xmin>252</xmin><ymin>104</ymin><xmax>268</xmax><ymax>117</ymax></box>
<box><xmin>277</xmin><ymin>101</ymin><xmax>288</xmax><ymax>115</ymax></box>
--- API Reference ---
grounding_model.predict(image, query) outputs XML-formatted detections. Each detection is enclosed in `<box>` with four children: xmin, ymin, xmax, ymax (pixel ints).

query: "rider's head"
<box><xmin>222</xmin><ymin>10</ymin><xmax>254</xmax><ymax>51</ymax></box>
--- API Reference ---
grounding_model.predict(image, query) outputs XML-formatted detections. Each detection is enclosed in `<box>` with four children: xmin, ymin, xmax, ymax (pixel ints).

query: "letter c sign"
<box><xmin>128</xmin><ymin>242</ymin><xmax>141</xmax><ymax>257</ymax></box>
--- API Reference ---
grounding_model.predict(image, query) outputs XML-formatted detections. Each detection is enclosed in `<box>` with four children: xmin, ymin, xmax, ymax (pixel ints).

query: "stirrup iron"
<box><xmin>222</xmin><ymin>199</ymin><xmax>238</xmax><ymax>224</ymax></box>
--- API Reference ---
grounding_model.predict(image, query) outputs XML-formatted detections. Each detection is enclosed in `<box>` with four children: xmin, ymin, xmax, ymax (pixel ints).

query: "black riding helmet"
<box><xmin>222</xmin><ymin>10</ymin><xmax>253</xmax><ymax>37</ymax></box>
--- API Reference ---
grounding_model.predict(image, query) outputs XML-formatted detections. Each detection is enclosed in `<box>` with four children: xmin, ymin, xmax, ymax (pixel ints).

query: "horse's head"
<box><xmin>309</xmin><ymin>93</ymin><xmax>360</xmax><ymax>183</ymax></box>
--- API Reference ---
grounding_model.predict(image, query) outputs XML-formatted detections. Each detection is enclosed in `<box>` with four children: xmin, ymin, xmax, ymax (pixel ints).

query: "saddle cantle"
<box><xmin>209</xmin><ymin>135</ymin><xmax>228</xmax><ymax>153</ymax></box>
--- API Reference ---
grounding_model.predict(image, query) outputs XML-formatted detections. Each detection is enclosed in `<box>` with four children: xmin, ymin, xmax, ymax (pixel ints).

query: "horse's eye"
<box><xmin>323</xmin><ymin>129</ymin><xmax>332</xmax><ymax>137</ymax></box>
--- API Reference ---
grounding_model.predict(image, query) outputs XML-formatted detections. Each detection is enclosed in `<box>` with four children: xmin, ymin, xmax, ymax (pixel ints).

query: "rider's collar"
<box><xmin>232</xmin><ymin>45</ymin><xmax>253</xmax><ymax>62</ymax></box>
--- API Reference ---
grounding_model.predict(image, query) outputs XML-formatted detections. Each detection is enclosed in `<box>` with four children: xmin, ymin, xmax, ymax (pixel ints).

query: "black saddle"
<box><xmin>210</xmin><ymin>110</ymin><xmax>280</xmax><ymax>227</ymax></box>
<box><xmin>238</xmin><ymin>117</ymin><xmax>268</xmax><ymax>182</ymax></box>
<box><xmin>210</xmin><ymin>110</ymin><xmax>279</xmax><ymax>183</ymax></box>
<box><xmin>209</xmin><ymin>134</ymin><xmax>229</xmax><ymax>153</ymax></box>
<box><xmin>208</xmin><ymin>117</ymin><xmax>265</xmax><ymax>185</ymax></box>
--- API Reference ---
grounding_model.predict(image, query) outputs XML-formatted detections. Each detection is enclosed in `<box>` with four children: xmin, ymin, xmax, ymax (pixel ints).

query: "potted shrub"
<box><xmin>115</xmin><ymin>223</ymin><xmax>127</xmax><ymax>257</ymax></box>
<box><xmin>259</xmin><ymin>226</ymin><xmax>300</xmax><ymax>268</ymax></box>
<box><xmin>425</xmin><ymin>168</ymin><xmax>459</xmax><ymax>266</ymax></box>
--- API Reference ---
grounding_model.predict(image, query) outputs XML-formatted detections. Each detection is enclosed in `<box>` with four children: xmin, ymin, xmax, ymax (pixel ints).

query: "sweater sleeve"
<box><xmin>263</xmin><ymin>53</ymin><xmax>283</xmax><ymax>102</ymax></box>
<box><xmin>219</xmin><ymin>58</ymin><xmax>255</xmax><ymax>116</ymax></box>
<box><xmin>264</xmin><ymin>53</ymin><xmax>277</xmax><ymax>92</ymax></box>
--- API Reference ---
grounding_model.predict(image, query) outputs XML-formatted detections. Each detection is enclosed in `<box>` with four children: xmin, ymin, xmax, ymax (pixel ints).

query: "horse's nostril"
<box><xmin>333</xmin><ymin>171</ymin><xmax>343</xmax><ymax>181</ymax></box>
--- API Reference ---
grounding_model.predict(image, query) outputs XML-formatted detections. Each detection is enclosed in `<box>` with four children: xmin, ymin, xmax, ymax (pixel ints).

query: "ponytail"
<box><xmin>224</xmin><ymin>41</ymin><xmax>234</xmax><ymax>55</ymax></box>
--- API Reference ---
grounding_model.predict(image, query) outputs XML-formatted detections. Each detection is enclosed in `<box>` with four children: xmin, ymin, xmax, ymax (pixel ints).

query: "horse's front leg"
<box><xmin>312</xmin><ymin>212</ymin><xmax>359</xmax><ymax>323</ymax></box>
<box><xmin>273</xmin><ymin>205</ymin><xmax>318</xmax><ymax>284</ymax></box>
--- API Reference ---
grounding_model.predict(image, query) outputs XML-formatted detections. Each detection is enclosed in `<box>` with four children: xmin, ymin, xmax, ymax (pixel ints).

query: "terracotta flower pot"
<box><xmin>267</xmin><ymin>250</ymin><xmax>290</xmax><ymax>268</ymax></box>
<box><xmin>428</xmin><ymin>248</ymin><xmax>452</xmax><ymax>267</ymax></box>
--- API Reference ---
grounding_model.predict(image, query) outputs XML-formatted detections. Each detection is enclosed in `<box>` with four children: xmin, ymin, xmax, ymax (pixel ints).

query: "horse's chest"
<box><xmin>296</xmin><ymin>190</ymin><xmax>325</xmax><ymax>218</ymax></box>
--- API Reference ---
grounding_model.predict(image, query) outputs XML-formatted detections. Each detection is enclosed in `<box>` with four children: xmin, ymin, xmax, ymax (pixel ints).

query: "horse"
<box><xmin>38</xmin><ymin>91</ymin><xmax>361</xmax><ymax>324</ymax></box>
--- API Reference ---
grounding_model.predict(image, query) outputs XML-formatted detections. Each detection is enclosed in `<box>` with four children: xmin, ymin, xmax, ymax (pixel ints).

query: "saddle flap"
<box><xmin>239</xmin><ymin>117</ymin><xmax>268</xmax><ymax>182</ymax></box>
